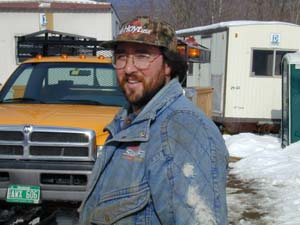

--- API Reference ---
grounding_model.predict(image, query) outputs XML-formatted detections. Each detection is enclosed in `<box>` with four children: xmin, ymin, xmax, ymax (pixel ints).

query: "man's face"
<box><xmin>115</xmin><ymin>43</ymin><xmax>171</xmax><ymax>112</ymax></box>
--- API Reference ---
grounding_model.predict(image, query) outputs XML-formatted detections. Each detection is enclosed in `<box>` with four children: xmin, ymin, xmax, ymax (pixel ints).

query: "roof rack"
<box><xmin>16</xmin><ymin>29</ymin><xmax>109</xmax><ymax>62</ymax></box>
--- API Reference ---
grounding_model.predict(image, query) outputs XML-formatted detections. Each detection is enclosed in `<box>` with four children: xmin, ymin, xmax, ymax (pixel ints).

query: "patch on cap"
<box><xmin>102</xmin><ymin>16</ymin><xmax>177</xmax><ymax>52</ymax></box>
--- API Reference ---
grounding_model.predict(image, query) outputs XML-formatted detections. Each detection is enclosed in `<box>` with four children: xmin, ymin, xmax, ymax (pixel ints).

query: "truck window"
<box><xmin>0</xmin><ymin>62</ymin><xmax>126</xmax><ymax>107</ymax></box>
<box><xmin>48</xmin><ymin>67</ymin><xmax>94</xmax><ymax>86</ymax></box>
<box><xmin>96</xmin><ymin>67</ymin><xmax>117</xmax><ymax>88</ymax></box>
<box><xmin>4</xmin><ymin>66</ymin><xmax>32</xmax><ymax>99</ymax></box>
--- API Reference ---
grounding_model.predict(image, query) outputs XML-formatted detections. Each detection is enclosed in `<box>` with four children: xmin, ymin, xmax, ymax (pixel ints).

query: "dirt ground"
<box><xmin>227</xmin><ymin>158</ymin><xmax>272</xmax><ymax>225</ymax></box>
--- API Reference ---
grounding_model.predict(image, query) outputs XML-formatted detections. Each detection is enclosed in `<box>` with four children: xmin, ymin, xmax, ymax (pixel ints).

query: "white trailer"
<box><xmin>0</xmin><ymin>0</ymin><xmax>119</xmax><ymax>86</ymax></box>
<box><xmin>177</xmin><ymin>21</ymin><xmax>300</xmax><ymax>133</ymax></box>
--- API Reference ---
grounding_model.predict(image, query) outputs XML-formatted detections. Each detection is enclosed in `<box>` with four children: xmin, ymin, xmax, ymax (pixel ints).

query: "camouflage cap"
<box><xmin>102</xmin><ymin>16</ymin><xmax>177</xmax><ymax>52</ymax></box>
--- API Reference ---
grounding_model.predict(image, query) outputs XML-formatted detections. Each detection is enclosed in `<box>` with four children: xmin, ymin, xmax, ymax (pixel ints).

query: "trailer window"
<box><xmin>251</xmin><ymin>49</ymin><xmax>295</xmax><ymax>76</ymax></box>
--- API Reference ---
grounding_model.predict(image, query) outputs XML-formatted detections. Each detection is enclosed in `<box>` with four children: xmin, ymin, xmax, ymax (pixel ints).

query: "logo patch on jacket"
<box><xmin>122</xmin><ymin>145</ymin><xmax>145</xmax><ymax>162</ymax></box>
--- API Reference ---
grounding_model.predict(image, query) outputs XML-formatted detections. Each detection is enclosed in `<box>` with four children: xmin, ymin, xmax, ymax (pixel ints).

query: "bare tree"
<box><xmin>287</xmin><ymin>0</ymin><xmax>300</xmax><ymax>23</ymax></box>
<box><xmin>166</xmin><ymin>0</ymin><xmax>202</xmax><ymax>29</ymax></box>
<box><xmin>110</xmin><ymin>0</ymin><xmax>300</xmax><ymax>30</ymax></box>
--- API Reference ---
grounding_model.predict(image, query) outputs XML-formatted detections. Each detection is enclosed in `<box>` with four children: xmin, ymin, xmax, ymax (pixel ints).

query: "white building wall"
<box><xmin>53</xmin><ymin>12</ymin><xmax>116</xmax><ymax>40</ymax></box>
<box><xmin>198</xmin><ymin>37</ymin><xmax>211</xmax><ymax>86</ymax></box>
<box><xmin>186</xmin><ymin>35</ymin><xmax>211</xmax><ymax>87</ymax></box>
<box><xmin>210</xmin><ymin>32</ymin><xmax>227</xmax><ymax>79</ymax></box>
<box><xmin>111</xmin><ymin>11</ymin><xmax>119</xmax><ymax>39</ymax></box>
<box><xmin>0</xmin><ymin>13</ymin><xmax>39</xmax><ymax>85</ymax></box>
<box><xmin>210</xmin><ymin>31</ymin><xmax>227</xmax><ymax>114</ymax></box>
<box><xmin>225</xmin><ymin>24</ymin><xmax>300</xmax><ymax>119</ymax></box>
<box><xmin>185</xmin><ymin>31</ymin><xmax>227</xmax><ymax>115</ymax></box>
<box><xmin>0</xmin><ymin>10</ymin><xmax>118</xmax><ymax>86</ymax></box>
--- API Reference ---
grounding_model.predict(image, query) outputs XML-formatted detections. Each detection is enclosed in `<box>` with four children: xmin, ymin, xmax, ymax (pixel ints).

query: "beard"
<box><xmin>120</xmin><ymin>76</ymin><xmax>167</xmax><ymax>110</ymax></box>
<box><xmin>130</xmin><ymin>80</ymin><xmax>166</xmax><ymax>109</ymax></box>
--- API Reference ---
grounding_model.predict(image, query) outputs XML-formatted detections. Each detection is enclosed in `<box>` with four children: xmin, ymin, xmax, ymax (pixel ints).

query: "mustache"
<box><xmin>124</xmin><ymin>72</ymin><xmax>140</xmax><ymax>79</ymax></box>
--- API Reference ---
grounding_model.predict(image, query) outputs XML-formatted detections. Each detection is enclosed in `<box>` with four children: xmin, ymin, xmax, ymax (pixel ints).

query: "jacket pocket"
<box><xmin>91</xmin><ymin>182</ymin><xmax>150</xmax><ymax>225</ymax></box>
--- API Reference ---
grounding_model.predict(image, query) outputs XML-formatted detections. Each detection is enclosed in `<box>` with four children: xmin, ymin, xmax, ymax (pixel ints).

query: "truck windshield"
<box><xmin>0</xmin><ymin>62</ymin><xmax>126</xmax><ymax>107</ymax></box>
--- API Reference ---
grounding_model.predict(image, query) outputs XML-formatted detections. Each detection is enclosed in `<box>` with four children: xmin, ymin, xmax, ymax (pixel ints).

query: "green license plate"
<box><xmin>6</xmin><ymin>185</ymin><xmax>40</xmax><ymax>204</ymax></box>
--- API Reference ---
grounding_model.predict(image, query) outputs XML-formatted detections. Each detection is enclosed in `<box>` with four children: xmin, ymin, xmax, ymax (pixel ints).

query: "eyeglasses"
<box><xmin>113</xmin><ymin>53</ymin><xmax>161</xmax><ymax>70</ymax></box>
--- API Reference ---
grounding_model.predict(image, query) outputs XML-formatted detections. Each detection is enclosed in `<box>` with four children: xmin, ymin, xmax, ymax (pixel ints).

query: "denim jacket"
<box><xmin>80</xmin><ymin>79</ymin><xmax>229</xmax><ymax>225</ymax></box>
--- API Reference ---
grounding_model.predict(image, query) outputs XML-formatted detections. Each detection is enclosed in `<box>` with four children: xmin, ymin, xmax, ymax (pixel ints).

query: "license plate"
<box><xmin>6</xmin><ymin>185</ymin><xmax>40</xmax><ymax>204</ymax></box>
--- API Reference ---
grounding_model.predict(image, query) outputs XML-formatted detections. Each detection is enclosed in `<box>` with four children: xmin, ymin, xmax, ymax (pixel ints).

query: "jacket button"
<box><xmin>140</xmin><ymin>132</ymin><xmax>145</xmax><ymax>137</ymax></box>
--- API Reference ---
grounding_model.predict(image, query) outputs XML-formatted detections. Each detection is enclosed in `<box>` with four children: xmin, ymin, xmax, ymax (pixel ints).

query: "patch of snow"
<box><xmin>225</xmin><ymin>133</ymin><xmax>300</xmax><ymax>225</ymax></box>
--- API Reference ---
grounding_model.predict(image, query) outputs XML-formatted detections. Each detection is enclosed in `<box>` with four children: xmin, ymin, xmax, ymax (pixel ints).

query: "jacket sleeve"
<box><xmin>147</xmin><ymin>110</ymin><xmax>229</xmax><ymax>225</ymax></box>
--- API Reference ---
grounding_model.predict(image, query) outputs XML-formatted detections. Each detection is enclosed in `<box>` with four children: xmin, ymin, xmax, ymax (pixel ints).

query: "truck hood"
<box><xmin>0</xmin><ymin>104</ymin><xmax>120</xmax><ymax>144</ymax></box>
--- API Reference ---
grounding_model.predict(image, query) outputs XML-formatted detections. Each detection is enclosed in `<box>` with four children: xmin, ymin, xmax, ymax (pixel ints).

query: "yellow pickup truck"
<box><xmin>0</xmin><ymin>54</ymin><xmax>125</xmax><ymax>204</ymax></box>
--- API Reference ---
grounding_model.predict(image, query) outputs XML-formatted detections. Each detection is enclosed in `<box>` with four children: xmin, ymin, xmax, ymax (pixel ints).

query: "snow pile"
<box><xmin>225</xmin><ymin>133</ymin><xmax>300</xmax><ymax>225</ymax></box>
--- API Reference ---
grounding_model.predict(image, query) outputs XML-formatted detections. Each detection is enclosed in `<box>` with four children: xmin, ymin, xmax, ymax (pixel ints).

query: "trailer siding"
<box><xmin>177</xmin><ymin>22</ymin><xmax>300</xmax><ymax>126</ymax></box>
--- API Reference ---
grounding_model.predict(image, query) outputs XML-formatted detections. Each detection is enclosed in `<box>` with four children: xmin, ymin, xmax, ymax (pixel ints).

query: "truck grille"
<box><xmin>0</xmin><ymin>131</ymin><xmax>23</xmax><ymax>141</ymax></box>
<box><xmin>0</xmin><ymin>125</ymin><xmax>96</xmax><ymax>161</ymax></box>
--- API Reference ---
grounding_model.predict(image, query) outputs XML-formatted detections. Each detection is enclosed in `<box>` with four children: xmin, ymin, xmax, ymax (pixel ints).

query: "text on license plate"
<box><xmin>6</xmin><ymin>185</ymin><xmax>40</xmax><ymax>204</ymax></box>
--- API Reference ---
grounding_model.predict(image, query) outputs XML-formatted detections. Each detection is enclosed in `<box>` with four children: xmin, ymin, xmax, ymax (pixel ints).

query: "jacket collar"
<box><xmin>105</xmin><ymin>79</ymin><xmax>183</xmax><ymax>141</ymax></box>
